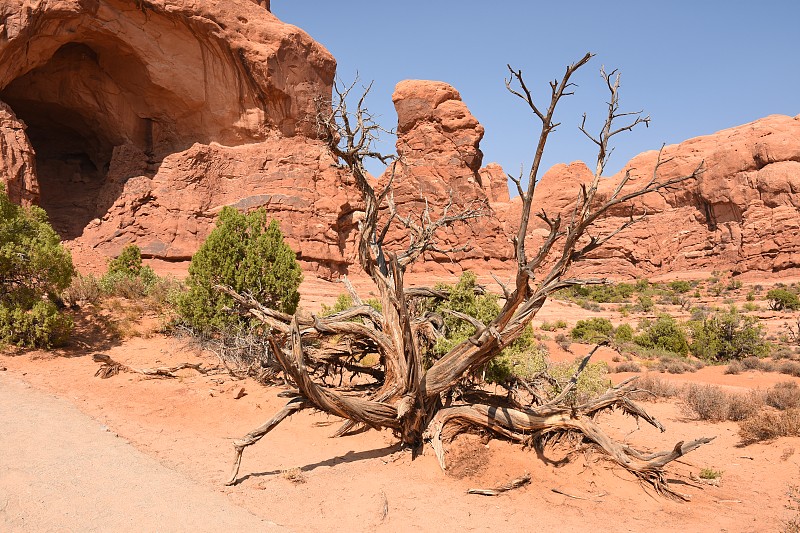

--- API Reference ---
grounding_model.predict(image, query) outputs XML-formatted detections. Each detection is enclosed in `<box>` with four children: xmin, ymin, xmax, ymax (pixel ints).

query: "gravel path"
<box><xmin>0</xmin><ymin>372</ymin><xmax>284</xmax><ymax>532</ymax></box>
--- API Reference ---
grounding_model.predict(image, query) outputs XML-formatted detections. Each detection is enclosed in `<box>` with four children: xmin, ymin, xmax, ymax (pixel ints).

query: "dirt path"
<box><xmin>0</xmin><ymin>372</ymin><xmax>285</xmax><ymax>533</ymax></box>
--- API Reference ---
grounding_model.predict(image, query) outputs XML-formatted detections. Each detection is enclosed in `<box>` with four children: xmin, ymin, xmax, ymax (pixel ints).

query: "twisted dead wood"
<box><xmin>222</xmin><ymin>57</ymin><xmax>713</xmax><ymax>497</ymax></box>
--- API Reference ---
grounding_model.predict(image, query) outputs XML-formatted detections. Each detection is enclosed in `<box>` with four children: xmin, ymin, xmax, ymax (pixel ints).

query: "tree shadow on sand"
<box><xmin>234</xmin><ymin>443</ymin><xmax>403</xmax><ymax>485</ymax></box>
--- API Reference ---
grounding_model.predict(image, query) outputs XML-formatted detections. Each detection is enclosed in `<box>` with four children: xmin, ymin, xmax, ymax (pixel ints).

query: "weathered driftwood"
<box><xmin>93</xmin><ymin>353</ymin><xmax>209</xmax><ymax>379</ymax></box>
<box><xmin>223</xmin><ymin>55</ymin><xmax>712</xmax><ymax>497</ymax></box>
<box><xmin>468</xmin><ymin>473</ymin><xmax>531</xmax><ymax>496</ymax></box>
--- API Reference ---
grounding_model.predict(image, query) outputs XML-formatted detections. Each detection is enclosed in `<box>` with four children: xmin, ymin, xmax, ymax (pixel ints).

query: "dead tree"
<box><xmin>223</xmin><ymin>54</ymin><xmax>711</xmax><ymax>498</ymax></box>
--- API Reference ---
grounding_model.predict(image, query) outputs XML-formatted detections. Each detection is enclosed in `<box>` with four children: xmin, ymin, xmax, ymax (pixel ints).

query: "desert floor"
<box><xmin>2</xmin><ymin>274</ymin><xmax>800</xmax><ymax>532</ymax></box>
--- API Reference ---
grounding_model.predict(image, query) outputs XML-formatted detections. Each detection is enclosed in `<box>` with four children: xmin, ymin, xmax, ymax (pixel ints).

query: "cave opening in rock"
<box><xmin>5</xmin><ymin>99</ymin><xmax>116</xmax><ymax>240</ymax></box>
<box><xmin>0</xmin><ymin>42</ymin><xmax>155</xmax><ymax>240</ymax></box>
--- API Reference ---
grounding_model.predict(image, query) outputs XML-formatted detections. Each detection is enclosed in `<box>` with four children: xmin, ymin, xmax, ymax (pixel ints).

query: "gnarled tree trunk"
<box><xmin>222</xmin><ymin>55</ymin><xmax>710</xmax><ymax>499</ymax></box>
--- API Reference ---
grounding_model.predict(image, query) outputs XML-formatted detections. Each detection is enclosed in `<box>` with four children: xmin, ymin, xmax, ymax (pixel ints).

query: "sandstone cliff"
<box><xmin>519</xmin><ymin>114</ymin><xmax>800</xmax><ymax>277</ymax></box>
<box><xmin>1</xmin><ymin>2</ymin><xmax>799</xmax><ymax>280</ymax></box>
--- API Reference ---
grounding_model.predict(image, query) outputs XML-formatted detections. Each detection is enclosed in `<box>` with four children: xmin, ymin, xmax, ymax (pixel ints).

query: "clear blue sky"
<box><xmin>273</xmin><ymin>1</ymin><xmax>799</xmax><ymax>185</ymax></box>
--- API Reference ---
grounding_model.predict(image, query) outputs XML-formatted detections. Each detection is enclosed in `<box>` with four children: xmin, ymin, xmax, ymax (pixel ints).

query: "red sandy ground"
<box><xmin>2</xmin><ymin>275</ymin><xmax>800</xmax><ymax>532</ymax></box>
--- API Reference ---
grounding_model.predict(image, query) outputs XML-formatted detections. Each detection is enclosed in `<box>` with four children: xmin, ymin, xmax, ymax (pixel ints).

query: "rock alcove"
<box><xmin>0</xmin><ymin>0</ymin><xmax>308</xmax><ymax>240</ymax></box>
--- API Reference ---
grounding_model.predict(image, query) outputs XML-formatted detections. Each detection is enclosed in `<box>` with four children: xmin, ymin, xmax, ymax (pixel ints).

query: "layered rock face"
<box><xmin>523</xmin><ymin>114</ymin><xmax>800</xmax><ymax>277</ymax></box>
<box><xmin>0</xmin><ymin>0</ymin><xmax>358</xmax><ymax>275</ymax></box>
<box><xmin>1</xmin><ymin>3</ymin><xmax>799</xmax><ymax>280</ymax></box>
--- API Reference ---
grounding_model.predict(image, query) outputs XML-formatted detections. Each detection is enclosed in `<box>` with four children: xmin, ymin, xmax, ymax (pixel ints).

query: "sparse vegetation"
<box><xmin>689</xmin><ymin>308</ymin><xmax>770</xmax><ymax>361</ymax></box>
<box><xmin>630</xmin><ymin>374</ymin><xmax>680</xmax><ymax>400</ymax></box>
<box><xmin>99</xmin><ymin>244</ymin><xmax>160</xmax><ymax>299</ymax></box>
<box><xmin>768</xmin><ymin>288</ymin><xmax>800</xmax><ymax>312</ymax></box>
<box><xmin>570</xmin><ymin>317</ymin><xmax>614</xmax><ymax>343</ymax></box>
<box><xmin>613</xmin><ymin>361</ymin><xmax>641</xmax><ymax>373</ymax></box>
<box><xmin>177</xmin><ymin>207</ymin><xmax>302</xmax><ymax>333</ymax></box>
<box><xmin>669</xmin><ymin>280</ymin><xmax>692</xmax><ymax>294</ymax></box>
<box><xmin>699</xmin><ymin>468</ymin><xmax>723</xmax><ymax>480</ymax></box>
<box><xmin>764</xmin><ymin>382</ymin><xmax>800</xmax><ymax>411</ymax></box>
<box><xmin>540</xmin><ymin>319</ymin><xmax>568</xmax><ymax>331</ymax></box>
<box><xmin>739</xmin><ymin>409</ymin><xmax>800</xmax><ymax>444</ymax></box>
<box><xmin>0</xmin><ymin>185</ymin><xmax>75</xmax><ymax>347</ymax></box>
<box><xmin>683</xmin><ymin>384</ymin><xmax>760</xmax><ymax>422</ymax></box>
<box><xmin>634</xmin><ymin>315</ymin><xmax>689</xmax><ymax>356</ymax></box>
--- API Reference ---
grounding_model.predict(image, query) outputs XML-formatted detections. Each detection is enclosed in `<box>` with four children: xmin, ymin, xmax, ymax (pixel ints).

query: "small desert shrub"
<box><xmin>683</xmin><ymin>384</ymin><xmax>761</xmax><ymax>422</ymax></box>
<box><xmin>0</xmin><ymin>301</ymin><xmax>73</xmax><ymax>348</ymax></box>
<box><xmin>548</xmin><ymin>357</ymin><xmax>611</xmax><ymax>404</ymax></box>
<box><xmin>727</xmin><ymin>279</ymin><xmax>743</xmax><ymax>291</ymax></box>
<box><xmin>555</xmin><ymin>333</ymin><xmax>572</xmax><ymax>351</ymax></box>
<box><xmin>570</xmin><ymin>317</ymin><xmax>614</xmax><ymax>343</ymax></box>
<box><xmin>739</xmin><ymin>409</ymin><xmax>800</xmax><ymax>444</ymax></box>
<box><xmin>774</xmin><ymin>346</ymin><xmax>797</xmax><ymax>360</ymax></box>
<box><xmin>321</xmin><ymin>293</ymin><xmax>354</xmax><ymax>316</ymax></box>
<box><xmin>669</xmin><ymin>280</ymin><xmax>692</xmax><ymax>294</ymax></box>
<box><xmin>578</xmin><ymin>300</ymin><xmax>602</xmax><ymax>312</ymax></box>
<box><xmin>319</xmin><ymin>293</ymin><xmax>382</xmax><ymax>323</ymax></box>
<box><xmin>634</xmin><ymin>294</ymin><xmax>655</xmax><ymax>313</ymax></box>
<box><xmin>423</xmin><ymin>272</ymin><xmax>506</xmax><ymax>355</ymax></box>
<box><xmin>420</xmin><ymin>272</ymin><xmax>538</xmax><ymax>378</ymax></box>
<box><xmin>614</xmin><ymin>323</ymin><xmax>634</xmax><ymax>343</ymax></box>
<box><xmin>741</xmin><ymin>356</ymin><xmax>765</xmax><ymax>370</ymax></box>
<box><xmin>484</xmin><ymin>344</ymin><xmax>547</xmax><ymax>384</ymax></box>
<box><xmin>613</xmin><ymin>361</ymin><xmax>641</xmax><ymax>373</ymax></box>
<box><xmin>178</xmin><ymin>207</ymin><xmax>302</xmax><ymax>333</ymax></box>
<box><xmin>764</xmin><ymin>382</ymin><xmax>800</xmax><ymax>411</ymax></box>
<box><xmin>540</xmin><ymin>319</ymin><xmax>568</xmax><ymax>331</ymax></box>
<box><xmin>699</xmin><ymin>468</ymin><xmax>723</xmax><ymax>480</ymax></box>
<box><xmin>280</xmin><ymin>467</ymin><xmax>307</xmax><ymax>484</ymax></box>
<box><xmin>742</xmin><ymin>302</ymin><xmax>759</xmax><ymax>312</ymax></box>
<box><xmin>779</xmin><ymin>361</ymin><xmax>800</xmax><ymax>378</ymax></box>
<box><xmin>634</xmin><ymin>315</ymin><xmax>689</xmax><ymax>356</ymax></box>
<box><xmin>689</xmin><ymin>309</ymin><xmax>770</xmax><ymax>361</ymax></box>
<box><xmin>767</xmin><ymin>288</ymin><xmax>800</xmax><ymax>311</ymax></box>
<box><xmin>724</xmin><ymin>360</ymin><xmax>745</xmax><ymax>375</ymax></box>
<box><xmin>62</xmin><ymin>273</ymin><xmax>102</xmax><ymax>304</ymax></box>
<box><xmin>658</xmin><ymin>357</ymin><xmax>699</xmax><ymax>374</ymax></box>
<box><xmin>0</xmin><ymin>185</ymin><xmax>75</xmax><ymax>347</ymax></box>
<box><xmin>99</xmin><ymin>244</ymin><xmax>160</xmax><ymax>299</ymax></box>
<box><xmin>630</xmin><ymin>373</ymin><xmax>681</xmax><ymax>400</ymax></box>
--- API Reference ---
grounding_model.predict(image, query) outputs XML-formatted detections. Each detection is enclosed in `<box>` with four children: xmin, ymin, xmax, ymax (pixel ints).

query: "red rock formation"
<box><xmin>520</xmin><ymin>114</ymin><xmax>800</xmax><ymax>277</ymax></box>
<box><xmin>1</xmin><ymin>3</ymin><xmax>799</xmax><ymax>280</ymax></box>
<box><xmin>0</xmin><ymin>101</ymin><xmax>37</xmax><ymax>205</ymax></box>
<box><xmin>380</xmin><ymin>80</ymin><xmax>513</xmax><ymax>276</ymax></box>
<box><xmin>0</xmin><ymin>0</ymin><xmax>355</xmax><ymax>276</ymax></box>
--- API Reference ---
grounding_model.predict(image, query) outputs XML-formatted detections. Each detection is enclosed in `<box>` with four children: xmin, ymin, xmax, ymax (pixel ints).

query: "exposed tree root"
<box><xmin>468</xmin><ymin>473</ymin><xmax>531</xmax><ymax>495</ymax></box>
<box><xmin>423</xmin><ymin>379</ymin><xmax>714</xmax><ymax>500</ymax></box>
<box><xmin>93</xmin><ymin>353</ymin><xmax>209</xmax><ymax>379</ymax></box>
<box><xmin>226</xmin><ymin>397</ymin><xmax>310</xmax><ymax>485</ymax></box>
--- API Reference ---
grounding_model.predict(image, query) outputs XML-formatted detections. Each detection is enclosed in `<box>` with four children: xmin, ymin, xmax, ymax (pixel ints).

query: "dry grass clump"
<box><xmin>651</xmin><ymin>353</ymin><xmax>704</xmax><ymax>375</ymax></box>
<box><xmin>724</xmin><ymin>360</ymin><xmax>745</xmax><ymax>375</ymax></box>
<box><xmin>764</xmin><ymin>382</ymin><xmax>800</xmax><ymax>411</ymax></box>
<box><xmin>612</xmin><ymin>361</ymin><xmax>641</xmax><ymax>373</ymax></box>
<box><xmin>280</xmin><ymin>467</ymin><xmax>307</xmax><ymax>484</ymax></box>
<box><xmin>739</xmin><ymin>409</ymin><xmax>800</xmax><ymax>444</ymax></box>
<box><xmin>630</xmin><ymin>373</ymin><xmax>681</xmax><ymax>401</ymax></box>
<box><xmin>62</xmin><ymin>273</ymin><xmax>103</xmax><ymax>304</ymax></box>
<box><xmin>780</xmin><ymin>361</ymin><xmax>800</xmax><ymax>378</ymax></box>
<box><xmin>683</xmin><ymin>384</ymin><xmax>761</xmax><ymax>422</ymax></box>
